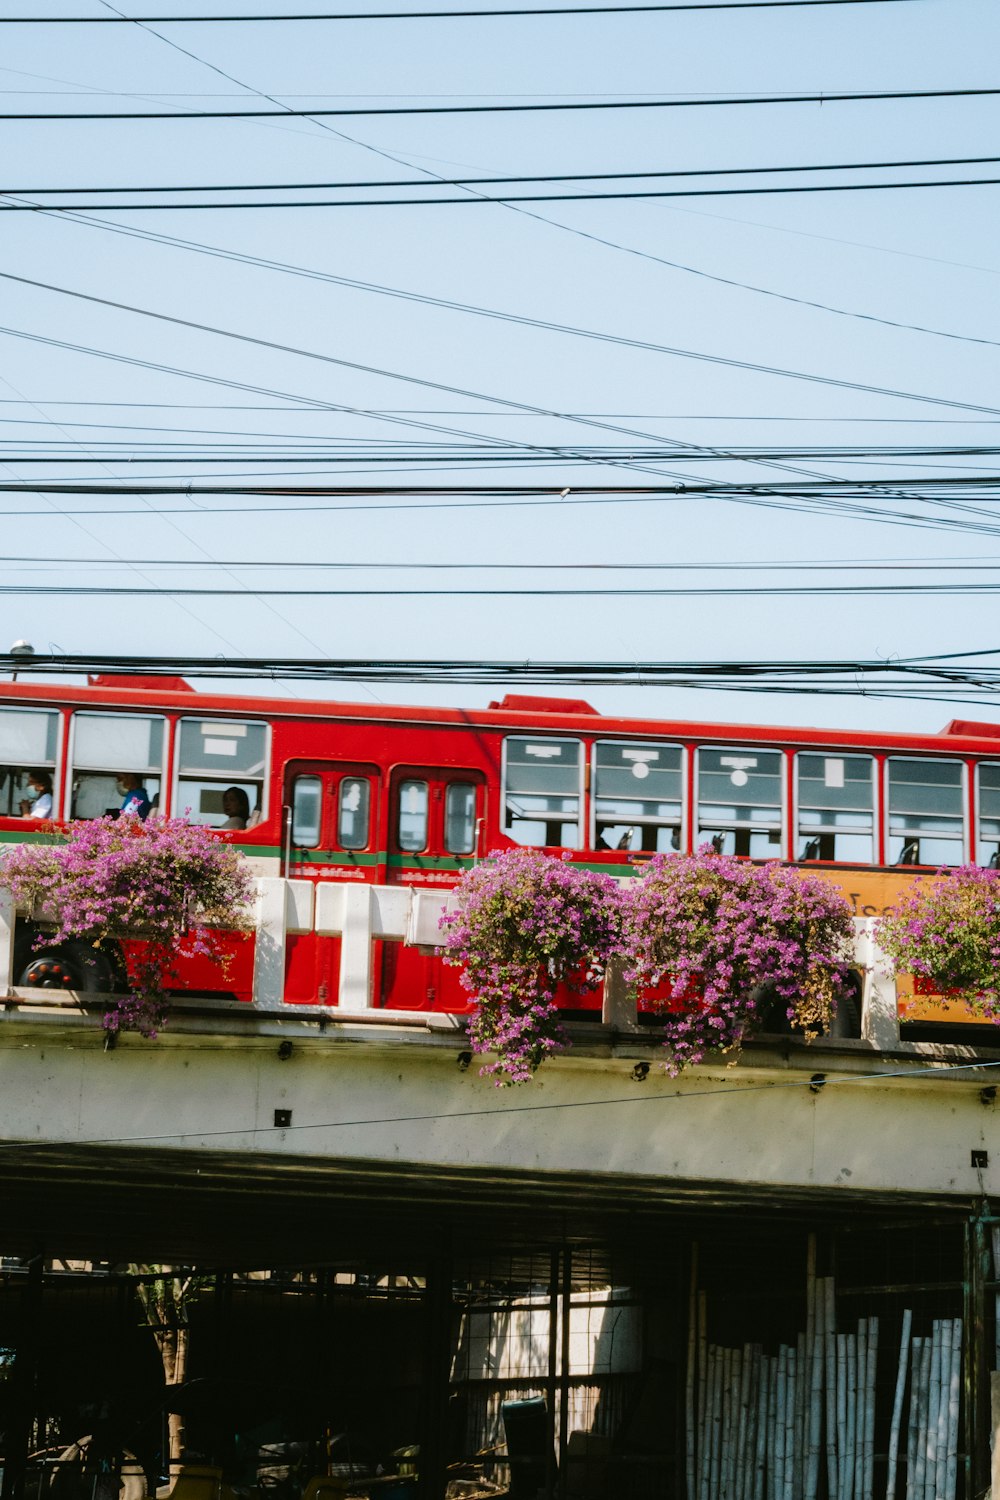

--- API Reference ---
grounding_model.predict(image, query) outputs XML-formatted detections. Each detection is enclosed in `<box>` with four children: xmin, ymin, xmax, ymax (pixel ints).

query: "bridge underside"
<box><xmin>0</xmin><ymin>1141</ymin><xmax>974</xmax><ymax>1267</ymax></box>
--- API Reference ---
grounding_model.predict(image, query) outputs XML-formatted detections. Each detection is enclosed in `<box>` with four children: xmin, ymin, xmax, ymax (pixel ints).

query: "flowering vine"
<box><xmin>876</xmin><ymin>863</ymin><xmax>1000</xmax><ymax>1019</ymax></box>
<box><xmin>1</xmin><ymin>817</ymin><xmax>254</xmax><ymax>1037</ymax></box>
<box><xmin>440</xmin><ymin>848</ymin><xmax>624</xmax><ymax>1085</ymax></box>
<box><xmin>620</xmin><ymin>849</ymin><xmax>855</xmax><ymax>1073</ymax></box>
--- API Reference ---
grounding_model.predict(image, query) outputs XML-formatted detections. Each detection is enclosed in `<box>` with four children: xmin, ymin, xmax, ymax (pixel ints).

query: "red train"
<box><xmin>0</xmin><ymin>672</ymin><xmax>996</xmax><ymax>1016</ymax></box>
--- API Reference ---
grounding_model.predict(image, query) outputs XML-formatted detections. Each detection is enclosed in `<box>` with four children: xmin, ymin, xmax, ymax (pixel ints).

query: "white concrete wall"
<box><xmin>0</xmin><ymin>1008</ymin><xmax>994</xmax><ymax>1204</ymax></box>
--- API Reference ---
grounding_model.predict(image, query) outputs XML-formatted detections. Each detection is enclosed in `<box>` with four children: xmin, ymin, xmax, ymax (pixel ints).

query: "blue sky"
<box><xmin>1</xmin><ymin>0</ymin><xmax>999</xmax><ymax>731</ymax></box>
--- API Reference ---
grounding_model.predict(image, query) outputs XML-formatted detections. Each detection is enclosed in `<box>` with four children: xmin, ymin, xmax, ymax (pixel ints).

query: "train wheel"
<box><xmin>15</xmin><ymin>937</ymin><xmax>117</xmax><ymax>994</ymax></box>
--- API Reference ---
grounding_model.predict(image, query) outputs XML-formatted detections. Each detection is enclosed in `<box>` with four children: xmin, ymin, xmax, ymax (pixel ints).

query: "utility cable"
<box><xmin>6</xmin><ymin>174</ymin><xmax>1000</xmax><ymax>208</ymax></box>
<box><xmin>0</xmin><ymin>0</ymin><xmax>935</xmax><ymax>22</ymax></box>
<box><xmin>6</xmin><ymin>272</ymin><xmax>1000</xmax><ymax>427</ymax></box>
<box><xmin>10</xmin><ymin>152</ymin><xmax>996</xmax><ymax>195</ymax></box>
<box><xmin>4</xmin><ymin>85</ymin><xmax>999</xmax><ymax>122</ymax></box>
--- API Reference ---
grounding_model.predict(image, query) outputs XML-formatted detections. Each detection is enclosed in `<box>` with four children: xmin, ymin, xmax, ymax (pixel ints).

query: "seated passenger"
<box><xmin>117</xmin><ymin>773</ymin><xmax>151</xmax><ymax>820</ymax></box>
<box><xmin>220</xmin><ymin>786</ymin><xmax>250</xmax><ymax>830</ymax></box>
<box><xmin>19</xmin><ymin>770</ymin><xmax>53</xmax><ymax>820</ymax></box>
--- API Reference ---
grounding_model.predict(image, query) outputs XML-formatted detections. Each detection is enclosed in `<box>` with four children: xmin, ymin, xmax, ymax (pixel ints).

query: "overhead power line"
<box><xmin>6</xmin><ymin>271</ymin><xmax>1000</xmax><ymax>426</ymax></box>
<box><xmin>0</xmin><ymin>1</ymin><xmax>935</xmax><ymax>23</ymax></box>
<box><xmin>3</xmin><ymin>648</ymin><xmax>1000</xmax><ymax>703</ymax></box>
<box><xmin>3</xmin><ymin>85</ymin><xmax>996</xmax><ymax>122</ymax></box>
<box><xmin>6</xmin><ymin>174</ymin><xmax>999</xmax><ymax>208</ymax></box>
<box><xmin>4</xmin><ymin>555</ymin><xmax>1000</xmax><ymax>572</ymax></box>
<box><xmin>31</xmin><ymin>203</ymin><xmax>1000</xmax><ymax>354</ymax></box>
<box><xmin>9</xmin><ymin>153</ymin><xmax>992</xmax><ymax>196</ymax></box>
<box><xmin>11</xmin><ymin>582</ymin><xmax>1000</xmax><ymax>597</ymax></box>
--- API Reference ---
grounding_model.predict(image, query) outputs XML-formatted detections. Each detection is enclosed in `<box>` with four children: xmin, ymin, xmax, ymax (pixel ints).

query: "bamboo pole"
<box><xmin>740</xmin><ymin>1347</ymin><xmax>750</xmax><ymax>1500</ymax></box>
<box><xmin>925</xmin><ymin>1320</ymin><xmax>941</xmax><ymax>1500</ymax></box>
<box><xmin>837</xmin><ymin>1333</ymin><xmax>849</xmax><ymax>1500</ymax></box>
<box><xmin>710</xmin><ymin>1345</ymin><xmax>724</xmax><ymax>1500</ymax></box>
<box><xmin>917</xmin><ymin>1338</ymin><xmax>929</xmax><ymax>1500</ymax></box>
<box><xmin>852</xmin><ymin>1321</ymin><xmax>865</xmax><ymax>1500</ymax></box>
<box><xmin>686</xmin><ymin>1246</ymin><xmax>698</xmax><ymax>1500</ymax></box>
<box><xmin>754</xmin><ymin>1353</ymin><xmax>769</xmax><ymax>1500</ymax></box>
<box><xmin>933</xmin><ymin>1321</ymin><xmax>950</xmax><ymax>1500</ymax></box>
<box><xmin>862</xmin><ymin>1316</ymin><xmax>878</xmax><ymax>1500</ymax></box>
<box><xmin>698</xmin><ymin>1292</ymin><xmax>708</xmax><ymax>1500</ymax></box>
<box><xmin>825</xmin><ymin>1280</ymin><xmax>840</xmax><ymax>1500</ymax></box>
<box><xmin>850</xmin><ymin>1331</ymin><xmax>862</xmax><ymax>1500</ymax></box>
<box><xmin>944</xmin><ymin>1320</ymin><xmax>960</xmax><ymax>1500</ymax></box>
<box><xmin>906</xmin><ymin>1336</ymin><xmax>921</xmax><ymax>1500</ymax></box>
<box><xmin>806</xmin><ymin>1282</ymin><xmax>825</xmax><ymax>1500</ymax></box>
<box><xmin>785</xmin><ymin>1345</ymin><xmax>797</xmax><ymax>1500</ymax></box>
<box><xmin>774</xmin><ymin>1345</ymin><xmax>787</xmax><ymax>1500</ymax></box>
<box><xmin>726</xmin><ymin>1346</ymin><xmax>741</xmax><ymax>1500</ymax></box>
<box><xmin>885</xmin><ymin>1308</ymin><xmax>912</xmax><ymax>1500</ymax></box>
<box><xmin>794</xmin><ymin>1330</ymin><xmax>806</xmax><ymax>1500</ymax></box>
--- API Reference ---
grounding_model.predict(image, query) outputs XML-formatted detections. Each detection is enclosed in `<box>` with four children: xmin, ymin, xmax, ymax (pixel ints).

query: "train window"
<box><xmin>291</xmin><ymin>775</ymin><xmax>322</xmax><ymax>849</ymax></box>
<box><xmin>397</xmin><ymin>779</ymin><xmax>429</xmax><ymax>852</ymax></box>
<box><xmin>978</xmin><ymin>763</ymin><xmax>1000</xmax><ymax>866</ymax></box>
<box><xmin>445</xmin><ymin>782</ymin><xmax>477</xmax><ymax>855</ymax></box>
<box><xmin>176</xmin><ymin>718</ymin><xmax>268</xmax><ymax>828</ymax></box>
<box><xmin>0</xmin><ymin>706</ymin><xmax>59</xmax><ymax>819</ymax></box>
<box><xmin>887</xmin><ymin>758</ymin><xmax>964</xmax><ymax>866</ymax></box>
<box><xmin>696</xmin><ymin>746</ymin><xmax>783</xmax><ymax>858</ymax></box>
<box><xmin>338</xmin><ymin>777</ymin><xmax>371</xmax><ymax>851</ymax></box>
<box><xmin>796</xmin><ymin>753</ymin><xmax>875</xmax><ymax>863</ymax></box>
<box><xmin>593</xmin><ymin>741</ymin><xmax>682</xmax><ymax>853</ymax></box>
<box><xmin>70</xmin><ymin>712</ymin><xmax>164</xmax><ymax>821</ymax></box>
<box><xmin>503</xmin><ymin>737</ymin><xmax>582</xmax><ymax>849</ymax></box>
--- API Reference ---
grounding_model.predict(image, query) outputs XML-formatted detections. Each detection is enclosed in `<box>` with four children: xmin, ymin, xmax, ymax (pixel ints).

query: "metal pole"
<box><xmin>418</xmin><ymin>1253</ymin><xmax>453</xmax><ymax>1500</ymax></box>
<box><xmin>558</xmin><ymin>1250</ymin><xmax>572</xmax><ymax>1500</ymax></box>
<box><xmin>545</xmin><ymin>1251</ymin><xmax>559</xmax><ymax>1500</ymax></box>
<box><xmin>1</xmin><ymin>1251</ymin><xmax>43</xmax><ymax>1500</ymax></box>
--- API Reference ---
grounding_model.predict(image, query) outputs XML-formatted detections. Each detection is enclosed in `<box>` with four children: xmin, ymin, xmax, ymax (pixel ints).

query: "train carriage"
<box><xmin>0</xmin><ymin>672</ymin><xmax>996</xmax><ymax>1025</ymax></box>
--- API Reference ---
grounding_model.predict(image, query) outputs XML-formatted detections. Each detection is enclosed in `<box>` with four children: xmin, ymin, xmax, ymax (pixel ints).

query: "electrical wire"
<box><xmin>34</xmin><ymin>203</ymin><xmax>1000</xmax><ymax>363</ymax></box>
<box><xmin>4</xmin><ymin>85</ymin><xmax>998</xmax><ymax>122</ymax></box>
<box><xmin>6</xmin><ymin>273</ymin><xmax>1000</xmax><ymax>431</ymax></box>
<box><xmin>0</xmin><ymin>0</ymin><xmax>936</xmax><ymax>22</ymax></box>
<box><xmin>6</xmin><ymin>174</ymin><xmax>1000</xmax><ymax>208</ymax></box>
<box><xmin>3</xmin><ymin>554</ymin><xmax>1000</xmax><ymax>572</ymax></box>
<box><xmin>10</xmin><ymin>152</ymin><xmax>995</xmax><ymax>194</ymax></box>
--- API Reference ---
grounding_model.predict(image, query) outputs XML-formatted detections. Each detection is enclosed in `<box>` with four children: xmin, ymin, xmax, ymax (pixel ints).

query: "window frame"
<box><xmin>337</xmin><ymin>774</ymin><xmax>373</xmax><ymax>852</ymax></box>
<box><xmin>395</xmin><ymin>776</ymin><xmax>430</xmax><ymax>854</ymax></box>
<box><xmin>290</xmin><ymin>773</ymin><xmax>324</xmax><ymax>850</ymax></box>
<box><xmin>883</xmin><ymin>754</ymin><xmax>968</xmax><ymax>868</ymax></box>
<box><xmin>0</xmin><ymin>704</ymin><xmax>63</xmax><ymax>821</ymax></box>
<box><xmin>65</xmin><ymin>708</ymin><xmax>168</xmax><ymax>821</ymax></box>
<box><xmin>974</xmin><ymin>760</ymin><xmax>1000</xmax><ymax>867</ymax></box>
<box><xmin>792</xmin><ymin>750</ymin><xmax>878</xmax><ymax>865</ymax></box>
<box><xmin>589</xmin><ymin>738</ymin><xmax>685</xmax><ymax>854</ymax></box>
<box><xmin>694</xmin><ymin>743</ymin><xmax>787</xmax><ymax>859</ymax></box>
<box><xmin>500</xmin><ymin>734</ymin><xmax>586</xmax><ymax>850</ymax></box>
<box><xmin>173</xmin><ymin>715</ymin><xmax>270</xmax><ymax>829</ymax></box>
<box><xmin>444</xmin><ymin>779</ymin><xmax>479</xmax><ymax>856</ymax></box>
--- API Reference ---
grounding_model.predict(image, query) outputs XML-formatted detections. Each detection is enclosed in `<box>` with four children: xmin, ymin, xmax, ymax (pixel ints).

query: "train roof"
<box><xmin>0</xmin><ymin>676</ymin><xmax>998</xmax><ymax>754</ymax></box>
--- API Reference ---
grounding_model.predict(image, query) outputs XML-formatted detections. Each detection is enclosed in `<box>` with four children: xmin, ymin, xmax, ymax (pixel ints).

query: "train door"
<box><xmin>282</xmin><ymin>760</ymin><xmax>381</xmax><ymax>1005</ymax></box>
<box><xmin>380</xmin><ymin>766</ymin><xmax>485</xmax><ymax>1011</ymax></box>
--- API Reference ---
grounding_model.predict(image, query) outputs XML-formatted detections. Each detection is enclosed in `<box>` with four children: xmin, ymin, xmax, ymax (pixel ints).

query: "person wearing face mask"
<box><xmin>117</xmin><ymin>773</ymin><xmax>151</xmax><ymax>820</ymax></box>
<box><xmin>19</xmin><ymin>769</ymin><xmax>53</xmax><ymax>819</ymax></box>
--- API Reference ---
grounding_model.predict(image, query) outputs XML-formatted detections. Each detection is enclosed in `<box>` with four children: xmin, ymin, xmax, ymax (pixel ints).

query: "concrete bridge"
<box><xmin>0</xmin><ymin>879</ymin><xmax>996</xmax><ymax>1267</ymax></box>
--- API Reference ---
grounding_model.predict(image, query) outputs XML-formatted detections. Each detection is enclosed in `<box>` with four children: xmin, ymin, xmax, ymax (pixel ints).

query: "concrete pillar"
<box><xmin>601</xmin><ymin>958</ymin><xmax>637</xmax><ymax>1031</ymax></box>
<box><xmin>854</xmin><ymin>917</ymin><xmax>900</xmax><ymax>1050</ymax></box>
<box><xmin>251</xmin><ymin>878</ymin><xmax>314</xmax><ymax>1010</ymax></box>
<box><xmin>0</xmin><ymin>887</ymin><xmax>14</xmax><ymax>997</ymax></box>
